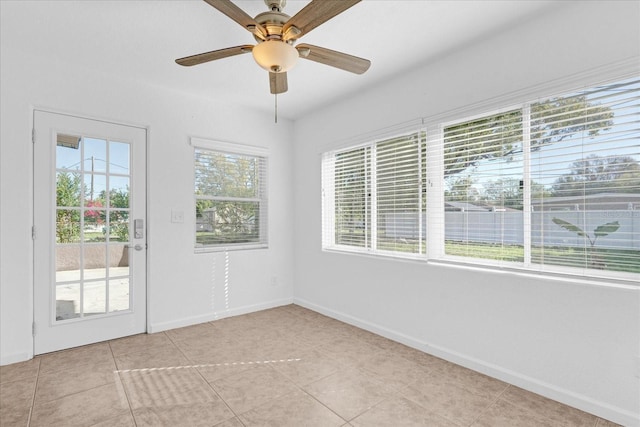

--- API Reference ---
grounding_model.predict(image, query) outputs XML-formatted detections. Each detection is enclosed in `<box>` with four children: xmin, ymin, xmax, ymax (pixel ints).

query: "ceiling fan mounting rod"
<box><xmin>265</xmin><ymin>0</ymin><xmax>286</xmax><ymax>13</ymax></box>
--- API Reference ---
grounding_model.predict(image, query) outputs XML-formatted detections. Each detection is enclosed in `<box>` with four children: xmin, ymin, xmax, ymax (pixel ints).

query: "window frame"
<box><xmin>192</xmin><ymin>138</ymin><xmax>269</xmax><ymax>253</ymax></box>
<box><xmin>321</xmin><ymin>70</ymin><xmax>639</xmax><ymax>286</ymax></box>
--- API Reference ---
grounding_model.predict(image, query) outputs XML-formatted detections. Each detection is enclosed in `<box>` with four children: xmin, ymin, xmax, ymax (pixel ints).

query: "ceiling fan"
<box><xmin>175</xmin><ymin>0</ymin><xmax>371</xmax><ymax>95</ymax></box>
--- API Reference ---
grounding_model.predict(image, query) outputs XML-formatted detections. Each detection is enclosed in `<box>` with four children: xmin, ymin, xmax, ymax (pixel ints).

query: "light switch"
<box><xmin>171</xmin><ymin>210</ymin><xmax>184</xmax><ymax>223</ymax></box>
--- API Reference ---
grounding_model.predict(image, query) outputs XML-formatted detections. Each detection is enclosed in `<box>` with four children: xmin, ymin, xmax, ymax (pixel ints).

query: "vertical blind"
<box><xmin>322</xmin><ymin>75</ymin><xmax>639</xmax><ymax>281</ymax></box>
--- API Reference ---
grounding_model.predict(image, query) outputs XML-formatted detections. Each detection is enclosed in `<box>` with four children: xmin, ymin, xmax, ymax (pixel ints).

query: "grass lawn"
<box><xmin>335</xmin><ymin>231</ymin><xmax>640</xmax><ymax>273</ymax></box>
<box><xmin>445</xmin><ymin>241</ymin><xmax>640</xmax><ymax>273</ymax></box>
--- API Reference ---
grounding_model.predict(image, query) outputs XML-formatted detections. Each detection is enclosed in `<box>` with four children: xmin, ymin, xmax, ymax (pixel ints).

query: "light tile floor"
<box><xmin>0</xmin><ymin>305</ymin><xmax>623</xmax><ymax>426</ymax></box>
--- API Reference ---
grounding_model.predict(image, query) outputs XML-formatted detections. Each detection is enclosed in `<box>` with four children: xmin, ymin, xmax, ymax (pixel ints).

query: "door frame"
<box><xmin>31</xmin><ymin>106</ymin><xmax>151</xmax><ymax>354</ymax></box>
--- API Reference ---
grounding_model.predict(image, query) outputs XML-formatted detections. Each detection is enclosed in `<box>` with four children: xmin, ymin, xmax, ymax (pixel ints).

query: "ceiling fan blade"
<box><xmin>282</xmin><ymin>0</ymin><xmax>361</xmax><ymax>41</ymax></box>
<box><xmin>269</xmin><ymin>72</ymin><xmax>288</xmax><ymax>94</ymax></box>
<box><xmin>296</xmin><ymin>43</ymin><xmax>370</xmax><ymax>74</ymax></box>
<box><xmin>175</xmin><ymin>45</ymin><xmax>253</xmax><ymax>67</ymax></box>
<box><xmin>202</xmin><ymin>0</ymin><xmax>267</xmax><ymax>39</ymax></box>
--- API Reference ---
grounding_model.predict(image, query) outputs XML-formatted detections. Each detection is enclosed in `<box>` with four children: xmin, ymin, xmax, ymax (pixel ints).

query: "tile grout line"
<box><xmin>173</xmin><ymin>328</ymin><xmax>247</xmax><ymax>427</ymax></box>
<box><xmin>25</xmin><ymin>357</ymin><xmax>41</xmax><ymax>427</ymax></box>
<box><xmin>258</xmin><ymin>364</ymin><xmax>350</xmax><ymax>425</ymax></box>
<box><xmin>467</xmin><ymin>383</ymin><xmax>512</xmax><ymax>426</ymax></box>
<box><xmin>396</xmin><ymin>375</ymin><xmax>468</xmax><ymax>427</ymax></box>
<box><xmin>108</xmin><ymin>339</ymin><xmax>139</xmax><ymax>427</ymax></box>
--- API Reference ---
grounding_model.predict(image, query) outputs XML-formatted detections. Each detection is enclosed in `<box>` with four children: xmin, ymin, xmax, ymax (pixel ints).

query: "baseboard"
<box><xmin>148</xmin><ymin>297</ymin><xmax>294</xmax><ymax>333</ymax></box>
<box><xmin>293</xmin><ymin>297</ymin><xmax>639</xmax><ymax>427</ymax></box>
<box><xmin>0</xmin><ymin>351</ymin><xmax>33</xmax><ymax>366</ymax></box>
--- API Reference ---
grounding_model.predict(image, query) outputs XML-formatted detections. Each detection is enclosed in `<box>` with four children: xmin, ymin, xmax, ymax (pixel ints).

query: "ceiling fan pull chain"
<box><xmin>274</xmin><ymin>93</ymin><xmax>278</xmax><ymax>123</ymax></box>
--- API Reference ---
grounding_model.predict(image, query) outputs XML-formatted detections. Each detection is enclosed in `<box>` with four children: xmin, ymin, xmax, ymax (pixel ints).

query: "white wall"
<box><xmin>0</xmin><ymin>46</ymin><xmax>295</xmax><ymax>363</ymax></box>
<box><xmin>292</xmin><ymin>2</ymin><xmax>640</xmax><ymax>426</ymax></box>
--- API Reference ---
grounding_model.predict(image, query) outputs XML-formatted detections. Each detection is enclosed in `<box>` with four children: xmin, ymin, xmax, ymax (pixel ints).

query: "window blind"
<box><xmin>321</xmin><ymin>75</ymin><xmax>638</xmax><ymax>282</ymax></box>
<box><xmin>322</xmin><ymin>132</ymin><xmax>426</xmax><ymax>256</ymax></box>
<box><xmin>376</xmin><ymin>134</ymin><xmax>426</xmax><ymax>254</ymax></box>
<box><xmin>333</xmin><ymin>147</ymin><xmax>370</xmax><ymax>248</ymax></box>
<box><xmin>194</xmin><ymin>148</ymin><xmax>268</xmax><ymax>250</ymax></box>
<box><xmin>441</xmin><ymin>78</ymin><xmax>639</xmax><ymax>277</ymax></box>
<box><xmin>530</xmin><ymin>78</ymin><xmax>640</xmax><ymax>275</ymax></box>
<box><xmin>443</xmin><ymin>110</ymin><xmax>525</xmax><ymax>263</ymax></box>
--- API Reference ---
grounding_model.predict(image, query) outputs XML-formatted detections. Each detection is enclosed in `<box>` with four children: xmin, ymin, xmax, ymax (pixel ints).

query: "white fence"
<box><xmin>385</xmin><ymin>210</ymin><xmax>640</xmax><ymax>250</ymax></box>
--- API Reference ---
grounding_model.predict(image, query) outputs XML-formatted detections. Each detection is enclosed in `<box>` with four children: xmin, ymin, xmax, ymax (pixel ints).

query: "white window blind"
<box><xmin>332</xmin><ymin>146</ymin><xmax>370</xmax><ymax>248</ymax></box>
<box><xmin>194</xmin><ymin>147</ymin><xmax>268</xmax><ymax>251</ymax></box>
<box><xmin>376</xmin><ymin>134</ymin><xmax>426</xmax><ymax>254</ymax></box>
<box><xmin>322</xmin><ymin>132</ymin><xmax>426</xmax><ymax>256</ymax></box>
<box><xmin>443</xmin><ymin>110</ymin><xmax>525</xmax><ymax>264</ymax></box>
<box><xmin>441</xmin><ymin>77</ymin><xmax>639</xmax><ymax>278</ymax></box>
<box><xmin>530</xmin><ymin>78</ymin><xmax>640</xmax><ymax>275</ymax></box>
<box><xmin>321</xmin><ymin>75</ymin><xmax>639</xmax><ymax>283</ymax></box>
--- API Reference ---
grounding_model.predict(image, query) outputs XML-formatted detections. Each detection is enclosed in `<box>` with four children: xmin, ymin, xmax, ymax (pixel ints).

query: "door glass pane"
<box><xmin>110</xmin><ymin>141</ymin><xmax>130</xmax><ymax>174</ymax></box>
<box><xmin>109</xmin><ymin>244</ymin><xmax>129</xmax><ymax>273</ymax></box>
<box><xmin>84</xmin><ymin>209</ymin><xmax>106</xmax><ymax>242</ymax></box>
<box><xmin>109</xmin><ymin>278</ymin><xmax>130</xmax><ymax>312</ymax></box>
<box><xmin>56</xmin><ymin>209</ymin><xmax>81</xmax><ymax>243</ymax></box>
<box><xmin>109</xmin><ymin>211</ymin><xmax>129</xmax><ymax>242</ymax></box>
<box><xmin>84</xmin><ymin>173</ymin><xmax>106</xmax><ymax>207</ymax></box>
<box><xmin>83</xmin><ymin>245</ymin><xmax>106</xmax><ymax>280</ymax></box>
<box><xmin>56</xmin><ymin>172</ymin><xmax>82</xmax><ymax>207</ymax></box>
<box><xmin>56</xmin><ymin>135</ymin><xmax>81</xmax><ymax>170</ymax></box>
<box><xmin>56</xmin><ymin>283</ymin><xmax>81</xmax><ymax>320</ymax></box>
<box><xmin>56</xmin><ymin>245</ymin><xmax>81</xmax><ymax>282</ymax></box>
<box><xmin>84</xmin><ymin>138</ymin><xmax>107</xmax><ymax>173</ymax></box>
<box><xmin>83</xmin><ymin>280</ymin><xmax>106</xmax><ymax>316</ymax></box>
<box><xmin>109</xmin><ymin>176</ymin><xmax>130</xmax><ymax>208</ymax></box>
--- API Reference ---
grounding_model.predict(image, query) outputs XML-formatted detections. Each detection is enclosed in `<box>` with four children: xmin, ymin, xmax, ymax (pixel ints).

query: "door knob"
<box><xmin>126</xmin><ymin>244</ymin><xmax>144</xmax><ymax>251</ymax></box>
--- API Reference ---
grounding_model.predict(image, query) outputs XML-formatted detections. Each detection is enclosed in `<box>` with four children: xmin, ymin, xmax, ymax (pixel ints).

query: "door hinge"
<box><xmin>32</xmin><ymin>322</ymin><xmax>37</xmax><ymax>336</ymax></box>
<box><xmin>32</xmin><ymin>128</ymin><xmax>36</xmax><ymax>144</ymax></box>
<box><xmin>31</xmin><ymin>226</ymin><xmax>36</xmax><ymax>240</ymax></box>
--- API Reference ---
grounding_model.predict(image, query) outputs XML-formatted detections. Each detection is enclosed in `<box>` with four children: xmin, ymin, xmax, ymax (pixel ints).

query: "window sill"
<box><xmin>195</xmin><ymin>243</ymin><xmax>268</xmax><ymax>253</ymax></box>
<box><xmin>322</xmin><ymin>247</ymin><xmax>639</xmax><ymax>289</ymax></box>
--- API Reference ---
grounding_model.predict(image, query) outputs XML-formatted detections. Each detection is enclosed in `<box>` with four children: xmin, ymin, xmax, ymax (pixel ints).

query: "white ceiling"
<box><xmin>2</xmin><ymin>0</ymin><xmax>558</xmax><ymax>120</ymax></box>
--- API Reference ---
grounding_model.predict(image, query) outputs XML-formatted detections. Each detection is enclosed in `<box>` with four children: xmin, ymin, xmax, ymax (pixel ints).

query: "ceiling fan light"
<box><xmin>252</xmin><ymin>40</ymin><xmax>298</xmax><ymax>73</ymax></box>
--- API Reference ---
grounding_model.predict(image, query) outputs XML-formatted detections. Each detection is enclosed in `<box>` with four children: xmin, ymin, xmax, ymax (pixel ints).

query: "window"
<box><xmin>194</xmin><ymin>140</ymin><xmax>268</xmax><ymax>251</ymax></box>
<box><xmin>529</xmin><ymin>79</ymin><xmax>639</xmax><ymax>274</ymax></box>
<box><xmin>443</xmin><ymin>109</ymin><xmax>524</xmax><ymax>263</ymax></box>
<box><xmin>322</xmin><ymin>131</ymin><xmax>426</xmax><ymax>257</ymax></box>
<box><xmin>322</xmin><ymin>76</ymin><xmax>639</xmax><ymax>282</ymax></box>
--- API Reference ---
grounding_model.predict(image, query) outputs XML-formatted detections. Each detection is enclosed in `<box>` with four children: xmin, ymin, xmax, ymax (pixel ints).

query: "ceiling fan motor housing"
<box><xmin>253</xmin><ymin>11</ymin><xmax>291</xmax><ymax>42</ymax></box>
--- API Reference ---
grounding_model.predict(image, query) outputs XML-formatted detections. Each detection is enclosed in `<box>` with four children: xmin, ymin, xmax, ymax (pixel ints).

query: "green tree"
<box><xmin>195</xmin><ymin>151</ymin><xmax>263</xmax><ymax>243</ymax></box>
<box><xmin>445</xmin><ymin>175</ymin><xmax>479</xmax><ymax>203</ymax></box>
<box><xmin>530</xmin><ymin>95</ymin><xmax>614</xmax><ymax>146</ymax></box>
<box><xmin>444</xmin><ymin>110</ymin><xmax>522</xmax><ymax>178</ymax></box>
<box><xmin>109</xmin><ymin>187</ymin><xmax>129</xmax><ymax>241</ymax></box>
<box><xmin>551</xmin><ymin>155</ymin><xmax>640</xmax><ymax>197</ymax></box>
<box><xmin>443</xmin><ymin>96</ymin><xmax>613</xmax><ymax>178</ymax></box>
<box><xmin>56</xmin><ymin>171</ymin><xmax>81</xmax><ymax>243</ymax></box>
<box><xmin>334</xmin><ymin>147</ymin><xmax>369</xmax><ymax>246</ymax></box>
<box><xmin>481</xmin><ymin>178</ymin><xmax>522</xmax><ymax>209</ymax></box>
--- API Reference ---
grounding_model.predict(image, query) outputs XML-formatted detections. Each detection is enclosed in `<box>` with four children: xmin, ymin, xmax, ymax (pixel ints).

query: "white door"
<box><xmin>33</xmin><ymin>110</ymin><xmax>147</xmax><ymax>355</ymax></box>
